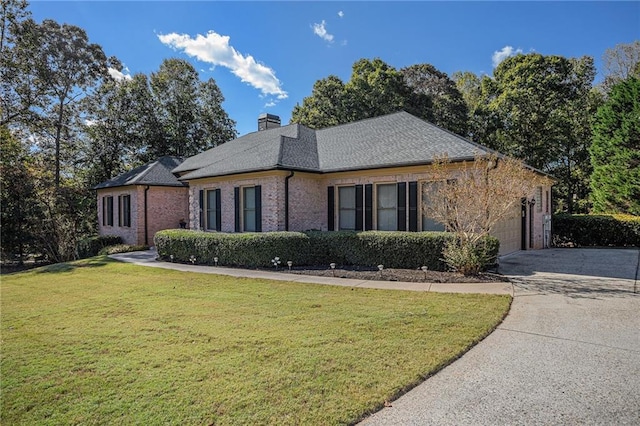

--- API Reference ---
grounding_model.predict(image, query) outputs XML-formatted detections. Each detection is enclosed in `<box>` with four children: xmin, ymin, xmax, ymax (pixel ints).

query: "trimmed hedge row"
<box><xmin>552</xmin><ymin>214</ymin><xmax>640</xmax><ymax>247</ymax></box>
<box><xmin>76</xmin><ymin>235</ymin><xmax>123</xmax><ymax>259</ymax></box>
<box><xmin>154</xmin><ymin>230</ymin><xmax>500</xmax><ymax>271</ymax></box>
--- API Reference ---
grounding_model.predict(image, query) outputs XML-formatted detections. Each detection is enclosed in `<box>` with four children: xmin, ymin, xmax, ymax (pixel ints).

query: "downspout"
<box><xmin>284</xmin><ymin>171</ymin><xmax>295</xmax><ymax>231</ymax></box>
<box><xmin>144</xmin><ymin>185</ymin><xmax>150</xmax><ymax>246</ymax></box>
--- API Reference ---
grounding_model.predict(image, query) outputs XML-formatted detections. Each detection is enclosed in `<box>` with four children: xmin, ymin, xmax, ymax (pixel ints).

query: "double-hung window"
<box><xmin>103</xmin><ymin>196</ymin><xmax>114</xmax><ymax>226</ymax></box>
<box><xmin>421</xmin><ymin>181</ymin><xmax>446</xmax><ymax>231</ymax></box>
<box><xmin>206</xmin><ymin>189</ymin><xmax>221</xmax><ymax>231</ymax></box>
<box><xmin>243</xmin><ymin>187</ymin><xmax>256</xmax><ymax>231</ymax></box>
<box><xmin>376</xmin><ymin>184</ymin><xmax>397</xmax><ymax>231</ymax></box>
<box><xmin>118</xmin><ymin>194</ymin><xmax>131</xmax><ymax>227</ymax></box>
<box><xmin>234</xmin><ymin>186</ymin><xmax>261</xmax><ymax>232</ymax></box>
<box><xmin>338</xmin><ymin>186</ymin><xmax>356</xmax><ymax>230</ymax></box>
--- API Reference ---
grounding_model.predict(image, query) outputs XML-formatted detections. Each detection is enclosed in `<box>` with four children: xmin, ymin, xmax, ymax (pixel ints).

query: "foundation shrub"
<box><xmin>552</xmin><ymin>214</ymin><xmax>640</xmax><ymax>247</ymax></box>
<box><xmin>76</xmin><ymin>235</ymin><xmax>123</xmax><ymax>259</ymax></box>
<box><xmin>155</xmin><ymin>230</ymin><xmax>499</xmax><ymax>271</ymax></box>
<box><xmin>154</xmin><ymin>230</ymin><xmax>310</xmax><ymax>267</ymax></box>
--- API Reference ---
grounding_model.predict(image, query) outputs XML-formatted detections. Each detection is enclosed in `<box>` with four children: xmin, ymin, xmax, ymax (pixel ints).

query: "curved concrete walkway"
<box><xmin>361</xmin><ymin>248</ymin><xmax>640</xmax><ymax>425</ymax></box>
<box><xmin>109</xmin><ymin>249</ymin><xmax>512</xmax><ymax>295</ymax></box>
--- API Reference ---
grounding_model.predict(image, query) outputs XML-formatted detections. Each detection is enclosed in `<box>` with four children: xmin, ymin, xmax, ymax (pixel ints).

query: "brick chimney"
<box><xmin>258</xmin><ymin>113</ymin><xmax>281</xmax><ymax>131</ymax></box>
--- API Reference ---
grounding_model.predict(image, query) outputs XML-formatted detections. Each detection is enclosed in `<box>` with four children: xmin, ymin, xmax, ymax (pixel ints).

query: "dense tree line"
<box><xmin>0</xmin><ymin>0</ymin><xmax>236</xmax><ymax>263</ymax></box>
<box><xmin>292</xmin><ymin>43</ymin><xmax>639</xmax><ymax>216</ymax></box>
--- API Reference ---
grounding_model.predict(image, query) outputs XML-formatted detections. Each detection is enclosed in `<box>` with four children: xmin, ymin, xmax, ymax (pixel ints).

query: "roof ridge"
<box><xmin>316</xmin><ymin>110</ymin><xmax>407</xmax><ymax>133</ymax></box>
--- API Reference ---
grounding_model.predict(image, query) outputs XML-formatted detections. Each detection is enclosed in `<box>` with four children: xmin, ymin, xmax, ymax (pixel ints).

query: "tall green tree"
<box><xmin>401</xmin><ymin>63</ymin><xmax>468</xmax><ymax>135</ymax></box>
<box><xmin>452</xmin><ymin>71</ymin><xmax>498</xmax><ymax>142</ymax></box>
<box><xmin>0</xmin><ymin>0</ymin><xmax>38</xmax><ymax>128</ymax></box>
<box><xmin>195</xmin><ymin>78</ymin><xmax>237</xmax><ymax>149</ymax></box>
<box><xmin>0</xmin><ymin>125</ymin><xmax>39</xmax><ymax>263</ymax></box>
<box><xmin>82</xmin><ymin>71</ymin><xmax>157</xmax><ymax>186</ymax></box>
<box><xmin>83</xmin><ymin>58</ymin><xmax>236</xmax><ymax>181</ymax></box>
<box><xmin>147</xmin><ymin>58</ymin><xmax>236</xmax><ymax>159</ymax></box>
<box><xmin>481</xmin><ymin>53</ymin><xmax>596</xmax><ymax>212</ymax></box>
<box><xmin>589</xmin><ymin>77</ymin><xmax>640</xmax><ymax>215</ymax></box>
<box><xmin>1</xmin><ymin>9</ymin><xmax>110</xmax><ymax>262</ymax></box>
<box><xmin>291</xmin><ymin>75</ymin><xmax>349</xmax><ymax>129</ymax></box>
<box><xmin>7</xmin><ymin>18</ymin><xmax>109</xmax><ymax>188</ymax></box>
<box><xmin>292</xmin><ymin>58</ymin><xmax>430</xmax><ymax>129</ymax></box>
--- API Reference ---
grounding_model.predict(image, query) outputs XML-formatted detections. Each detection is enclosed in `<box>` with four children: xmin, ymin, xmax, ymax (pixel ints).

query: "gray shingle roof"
<box><xmin>94</xmin><ymin>156</ymin><xmax>187</xmax><ymax>189</ymax></box>
<box><xmin>176</xmin><ymin>111</ymin><xmax>495</xmax><ymax>180</ymax></box>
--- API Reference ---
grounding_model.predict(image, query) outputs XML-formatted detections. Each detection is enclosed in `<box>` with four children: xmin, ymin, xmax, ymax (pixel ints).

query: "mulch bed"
<box><xmin>269</xmin><ymin>265</ymin><xmax>509</xmax><ymax>283</ymax></box>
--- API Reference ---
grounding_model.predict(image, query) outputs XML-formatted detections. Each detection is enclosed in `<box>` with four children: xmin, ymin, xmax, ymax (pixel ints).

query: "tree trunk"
<box><xmin>54</xmin><ymin>96</ymin><xmax>65</xmax><ymax>189</ymax></box>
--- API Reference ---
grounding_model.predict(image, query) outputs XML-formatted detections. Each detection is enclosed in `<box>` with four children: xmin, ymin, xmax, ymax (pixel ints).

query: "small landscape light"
<box><xmin>169</xmin><ymin>254</ymin><xmax>174</xmax><ymax>262</ymax></box>
<box><xmin>377</xmin><ymin>264</ymin><xmax>384</xmax><ymax>271</ymax></box>
<box><xmin>330</xmin><ymin>262</ymin><xmax>336</xmax><ymax>277</ymax></box>
<box><xmin>272</xmin><ymin>257</ymin><xmax>281</xmax><ymax>270</ymax></box>
<box><xmin>421</xmin><ymin>266</ymin><xmax>428</xmax><ymax>280</ymax></box>
<box><xmin>287</xmin><ymin>260</ymin><xmax>293</xmax><ymax>271</ymax></box>
<box><xmin>214</xmin><ymin>256</ymin><xmax>219</xmax><ymax>266</ymax></box>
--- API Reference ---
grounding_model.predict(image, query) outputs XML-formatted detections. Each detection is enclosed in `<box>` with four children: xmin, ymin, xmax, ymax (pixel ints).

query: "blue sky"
<box><xmin>30</xmin><ymin>1</ymin><xmax>640</xmax><ymax>137</ymax></box>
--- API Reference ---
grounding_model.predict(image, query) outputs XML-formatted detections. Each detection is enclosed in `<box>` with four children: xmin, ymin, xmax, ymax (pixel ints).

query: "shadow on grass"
<box><xmin>34</xmin><ymin>256</ymin><xmax>114</xmax><ymax>274</ymax></box>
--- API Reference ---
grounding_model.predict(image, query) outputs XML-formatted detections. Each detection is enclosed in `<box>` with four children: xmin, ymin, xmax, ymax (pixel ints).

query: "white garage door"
<box><xmin>492</xmin><ymin>204</ymin><xmax>522</xmax><ymax>255</ymax></box>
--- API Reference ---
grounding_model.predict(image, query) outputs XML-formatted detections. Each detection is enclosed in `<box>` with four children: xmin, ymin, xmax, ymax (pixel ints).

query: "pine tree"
<box><xmin>589</xmin><ymin>77</ymin><xmax>640</xmax><ymax>215</ymax></box>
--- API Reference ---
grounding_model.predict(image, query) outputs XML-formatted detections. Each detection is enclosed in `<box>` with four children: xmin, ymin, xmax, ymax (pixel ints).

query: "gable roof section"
<box><xmin>94</xmin><ymin>156</ymin><xmax>187</xmax><ymax>189</ymax></box>
<box><xmin>176</xmin><ymin>111</ymin><xmax>496</xmax><ymax>181</ymax></box>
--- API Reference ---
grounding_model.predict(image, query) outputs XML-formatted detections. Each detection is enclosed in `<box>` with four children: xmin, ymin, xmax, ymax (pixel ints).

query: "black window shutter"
<box><xmin>117</xmin><ymin>196</ymin><xmax>122</xmax><ymax>227</ymax></box>
<box><xmin>255</xmin><ymin>185</ymin><xmax>262</xmax><ymax>232</ymax></box>
<box><xmin>409</xmin><ymin>181</ymin><xmax>418</xmax><ymax>232</ymax></box>
<box><xmin>397</xmin><ymin>182</ymin><xmax>407</xmax><ymax>231</ymax></box>
<box><xmin>102</xmin><ymin>197</ymin><xmax>106</xmax><ymax>226</ymax></box>
<box><xmin>355</xmin><ymin>184</ymin><xmax>363</xmax><ymax>231</ymax></box>
<box><xmin>215</xmin><ymin>188</ymin><xmax>222</xmax><ymax>231</ymax></box>
<box><xmin>327</xmin><ymin>186</ymin><xmax>335</xmax><ymax>231</ymax></box>
<box><xmin>107</xmin><ymin>197</ymin><xmax>113</xmax><ymax>226</ymax></box>
<box><xmin>199</xmin><ymin>190</ymin><xmax>204</xmax><ymax>230</ymax></box>
<box><xmin>364</xmin><ymin>184</ymin><xmax>373</xmax><ymax>231</ymax></box>
<box><xmin>234</xmin><ymin>187</ymin><xmax>240</xmax><ymax>232</ymax></box>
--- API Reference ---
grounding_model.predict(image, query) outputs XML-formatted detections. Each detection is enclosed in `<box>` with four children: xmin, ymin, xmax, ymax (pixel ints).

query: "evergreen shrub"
<box><xmin>552</xmin><ymin>214</ymin><xmax>640</xmax><ymax>247</ymax></box>
<box><xmin>154</xmin><ymin>230</ymin><xmax>500</xmax><ymax>271</ymax></box>
<box><xmin>77</xmin><ymin>235</ymin><xmax>123</xmax><ymax>259</ymax></box>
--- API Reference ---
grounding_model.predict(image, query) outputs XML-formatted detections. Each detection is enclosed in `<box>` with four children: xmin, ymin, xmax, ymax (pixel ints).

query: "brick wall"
<box><xmin>97</xmin><ymin>185</ymin><xmax>188</xmax><ymax>246</ymax></box>
<box><xmin>97</xmin><ymin>187</ymin><xmax>139</xmax><ymax>245</ymax></box>
<box><xmin>146</xmin><ymin>186</ymin><xmax>189</xmax><ymax>246</ymax></box>
<box><xmin>189</xmin><ymin>173</ymin><xmax>285</xmax><ymax>232</ymax></box>
<box><xmin>288</xmin><ymin>174</ymin><xmax>325</xmax><ymax>231</ymax></box>
<box><xmin>184</xmin><ymin>167</ymin><xmax>552</xmax><ymax>254</ymax></box>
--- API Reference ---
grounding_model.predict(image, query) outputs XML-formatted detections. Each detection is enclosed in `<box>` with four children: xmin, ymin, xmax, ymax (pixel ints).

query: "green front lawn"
<box><xmin>1</xmin><ymin>257</ymin><xmax>510</xmax><ymax>425</ymax></box>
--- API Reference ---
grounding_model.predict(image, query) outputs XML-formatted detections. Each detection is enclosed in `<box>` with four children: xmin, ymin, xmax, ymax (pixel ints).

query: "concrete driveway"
<box><xmin>361</xmin><ymin>248</ymin><xmax>640</xmax><ymax>425</ymax></box>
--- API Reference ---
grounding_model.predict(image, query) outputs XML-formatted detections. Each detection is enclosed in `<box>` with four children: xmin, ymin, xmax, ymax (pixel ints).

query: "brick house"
<box><xmin>174</xmin><ymin>112</ymin><xmax>553</xmax><ymax>255</ymax></box>
<box><xmin>95</xmin><ymin>156</ymin><xmax>189</xmax><ymax>246</ymax></box>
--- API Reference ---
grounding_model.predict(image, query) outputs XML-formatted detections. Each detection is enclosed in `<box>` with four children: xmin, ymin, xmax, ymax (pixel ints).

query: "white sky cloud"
<box><xmin>492</xmin><ymin>45</ymin><xmax>523</xmax><ymax>68</ymax></box>
<box><xmin>158</xmin><ymin>31</ymin><xmax>288</xmax><ymax>99</ymax></box>
<box><xmin>108</xmin><ymin>67</ymin><xmax>132</xmax><ymax>81</ymax></box>
<box><xmin>338</xmin><ymin>11</ymin><xmax>344</xmax><ymax>18</ymax></box>
<box><xmin>264</xmin><ymin>100</ymin><xmax>276</xmax><ymax>108</ymax></box>
<box><xmin>312</xmin><ymin>20</ymin><xmax>334</xmax><ymax>43</ymax></box>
